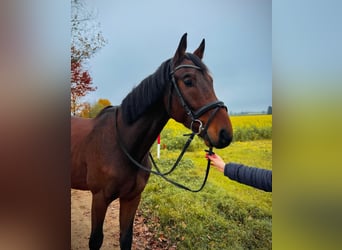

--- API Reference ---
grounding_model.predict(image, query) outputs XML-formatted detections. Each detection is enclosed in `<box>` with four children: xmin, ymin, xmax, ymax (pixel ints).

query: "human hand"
<box><xmin>205</xmin><ymin>152</ymin><xmax>226</xmax><ymax>173</ymax></box>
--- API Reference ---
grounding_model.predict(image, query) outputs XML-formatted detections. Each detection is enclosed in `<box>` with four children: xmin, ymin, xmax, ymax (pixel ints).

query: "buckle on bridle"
<box><xmin>190</xmin><ymin>119</ymin><xmax>204</xmax><ymax>135</ymax></box>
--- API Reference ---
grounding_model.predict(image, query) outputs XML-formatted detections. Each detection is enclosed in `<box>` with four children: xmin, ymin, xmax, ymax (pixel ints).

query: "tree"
<box><xmin>98</xmin><ymin>98</ymin><xmax>111</xmax><ymax>107</ymax></box>
<box><xmin>71</xmin><ymin>0</ymin><xmax>106</xmax><ymax>115</ymax></box>
<box><xmin>71</xmin><ymin>0</ymin><xmax>106</xmax><ymax>62</ymax></box>
<box><xmin>79</xmin><ymin>99</ymin><xmax>112</xmax><ymax>118</ymax></box>
<box><xmin>71</xmin><ymin>60</ymin><xmax>96</xmax><ymax>115</ymax></box>
<box><xmin>89</xmin><ymin>99</ymin><xmax>112</xmax><ymax>118</ymax></box>
<box><xmin>78</xmin><ymin>102</ymin><xmax>91</xmax><ymax>118</ymax></box>
<box><xmin>267</xmin><ymin>106</ymin><xmax>272</xmax><ymax>115</ymax></box>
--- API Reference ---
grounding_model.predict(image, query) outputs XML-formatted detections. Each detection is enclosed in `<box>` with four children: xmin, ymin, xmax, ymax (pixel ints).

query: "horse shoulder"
<box><xmin>71</xmin><ymin>117</ymin><xmax>95</xmax><ymax>144</ymax></box>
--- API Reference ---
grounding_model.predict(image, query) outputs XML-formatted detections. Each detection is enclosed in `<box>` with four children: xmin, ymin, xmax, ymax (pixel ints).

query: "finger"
<box><xmin>205</xmin><ymin>153</ymin><xmax>214</xmax><ymax>159</ymax></box>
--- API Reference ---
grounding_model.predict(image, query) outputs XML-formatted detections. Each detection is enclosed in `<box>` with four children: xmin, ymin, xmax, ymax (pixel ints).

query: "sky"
<box><xmin>83</xmin><ymin>0</ymin><xmax>271</xmax><ymax>113</ymax></box>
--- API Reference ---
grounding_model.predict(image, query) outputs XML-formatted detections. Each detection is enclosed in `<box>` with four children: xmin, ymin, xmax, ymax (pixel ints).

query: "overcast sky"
<box><xmin>83</xmin><ymin>0</ymin><xmax>271</xmax><ymax>113</ymax></box>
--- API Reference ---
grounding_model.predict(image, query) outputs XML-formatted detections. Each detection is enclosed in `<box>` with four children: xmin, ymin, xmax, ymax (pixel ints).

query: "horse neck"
<box><xmin>118</xmin><ymin>99</ymin><xmax>169</xmax><ymax>160</ymax></box>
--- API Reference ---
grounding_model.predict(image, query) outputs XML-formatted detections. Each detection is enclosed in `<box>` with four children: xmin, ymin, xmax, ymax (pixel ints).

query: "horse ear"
<box><xmin>173</xmin><ymin>33</ymin><xmax>187</xmax><ymax>66</ymax></box>
<box><xmin>193</xmin><ymin>39</ymin><xmax>205</xmax><ymax>59</ymax></box>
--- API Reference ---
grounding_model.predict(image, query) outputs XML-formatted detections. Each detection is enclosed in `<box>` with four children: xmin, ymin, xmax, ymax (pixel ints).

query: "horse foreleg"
<box><xmin>119</xmin><ymin>195</ymin><xmax>141</xmax><ymax>250</ymax></box>
<box><xmin>89</xmin><ymin>191</ymin><xmax>108</xmax><ymax>250</ymax></box>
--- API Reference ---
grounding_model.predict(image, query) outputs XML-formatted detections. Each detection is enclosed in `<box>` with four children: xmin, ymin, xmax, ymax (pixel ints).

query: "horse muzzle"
<box><xmin>197</xmin><ymin>105</ymin><xmax>233</xmax><ymax>149</ymax></box>
<box><xmin>203</xmin><ymin>128</ymin><xmax>233</xmax><ymax>149</ymax></box>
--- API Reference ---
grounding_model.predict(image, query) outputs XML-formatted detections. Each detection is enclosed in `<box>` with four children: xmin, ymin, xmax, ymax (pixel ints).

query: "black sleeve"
<box><xmin>224</xmin><ymin>163</ymin><xmax>272</xmax><ymax>192</ymax></box>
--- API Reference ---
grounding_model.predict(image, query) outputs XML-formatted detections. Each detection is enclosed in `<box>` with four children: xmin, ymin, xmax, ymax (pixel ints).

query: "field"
<box><xmin>138</xmin><ymin>115</ymin><xmax>272</xmax><ymax>249</ymax></box>
<box><xmin>71</xmin><ymin>115</ymin><xmax>272</xmax><ymax>249</ymax></box>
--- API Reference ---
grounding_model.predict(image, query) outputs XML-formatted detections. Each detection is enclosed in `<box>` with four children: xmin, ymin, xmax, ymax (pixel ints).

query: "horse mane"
<box><xmin>120</xmin><ymin>59</ymin><xmax>172</xmax><ymax>124</ymax></box>
<box><xmin>120</xmin><ymin>53</ymin><xmax>207</xmax><ymax>125</ymax></box>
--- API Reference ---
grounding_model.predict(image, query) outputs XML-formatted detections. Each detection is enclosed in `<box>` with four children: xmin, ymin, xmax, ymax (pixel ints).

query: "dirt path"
<box><xmin>71</xmin><ymin>189</ymin><xmax>120</xmax><ymax>249</ymax></box>
<box><xmin>71</xmin><ymin>190</ymin><xmax>174</xmax><ymax>250</ymax></box>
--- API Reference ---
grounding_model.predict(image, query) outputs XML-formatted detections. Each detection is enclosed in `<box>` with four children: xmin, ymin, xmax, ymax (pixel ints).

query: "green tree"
<box><xmin>78</xmin><ymin>102</ymin><xmax>91</xmax><ymax>118</ymax></box>
<box><xmin>79</xmin><ymin>99</ymin><xmax>112</xmax><ymax>118</ymax></box>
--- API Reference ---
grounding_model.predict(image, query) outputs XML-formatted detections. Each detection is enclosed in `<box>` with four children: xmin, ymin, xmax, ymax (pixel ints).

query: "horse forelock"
<box><xmin>184</xmin><ymin>53</ymin><xmax>208</xmax><ymax>73</ymax></box>
<box><xmin>120</xmin><ymin>59</ymin><xmax>172</xmax><ymax>124</ymax></box>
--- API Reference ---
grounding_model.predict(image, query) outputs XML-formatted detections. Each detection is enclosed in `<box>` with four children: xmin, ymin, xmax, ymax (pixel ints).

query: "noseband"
<box><xmin>169</xmin><ymin>64</ymin><xmax>227</xmax><ymax>135</ymax></box>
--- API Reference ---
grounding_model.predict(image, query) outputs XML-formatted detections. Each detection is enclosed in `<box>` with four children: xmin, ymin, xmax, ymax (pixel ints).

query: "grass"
<box><xmin>139</xmin><ymin>116</ymin><xmax>272</xmax><ymax>249</ymax></box>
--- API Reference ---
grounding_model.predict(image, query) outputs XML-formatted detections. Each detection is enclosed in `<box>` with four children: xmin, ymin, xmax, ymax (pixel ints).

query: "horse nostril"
<box><xmin>218</xmin><ymin>129</ymin><xmax>232</xmax><ymax>148</ymax></box>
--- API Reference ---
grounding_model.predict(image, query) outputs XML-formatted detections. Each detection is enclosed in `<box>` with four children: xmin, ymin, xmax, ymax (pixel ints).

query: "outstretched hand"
<box><xmin>205</xmin><ymin>152</ymin><xmax>226</xmax><ymax>173</ymax></box>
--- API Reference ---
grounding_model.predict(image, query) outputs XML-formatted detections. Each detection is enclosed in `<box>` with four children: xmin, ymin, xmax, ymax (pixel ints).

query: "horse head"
<box><xmin>166</xmin><ymin>33</ymin><xmax>233</xmax><ymax>149</ymax></box>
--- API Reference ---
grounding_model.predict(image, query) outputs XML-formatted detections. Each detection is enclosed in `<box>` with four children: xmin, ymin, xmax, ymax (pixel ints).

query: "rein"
<box><xmin>115</xmin><ymin>62</ymin><xmax>226</xmax><ymax>192</ymax></box>
<box><xmin>115</xmin><ymin>107</ymin><xmax>213</xmax><ymax>192</ymax></box>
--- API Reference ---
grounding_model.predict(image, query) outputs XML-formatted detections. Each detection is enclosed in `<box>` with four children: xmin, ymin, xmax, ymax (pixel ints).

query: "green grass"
<box><xmin>139</xmin><ymin>139</ymin><xmax>272</xmax><ymax>249</ymax></box>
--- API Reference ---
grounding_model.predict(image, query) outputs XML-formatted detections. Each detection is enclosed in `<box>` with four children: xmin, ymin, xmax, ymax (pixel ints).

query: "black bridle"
<box><xmin>169</xmin><ymin>64</ymin><xmax>227</xmax><ymax>135</ymax></box>
<box><xmin>115</xmin><ymin>62</ymin><xmax>227</xmax><ymax>192</ymax></box>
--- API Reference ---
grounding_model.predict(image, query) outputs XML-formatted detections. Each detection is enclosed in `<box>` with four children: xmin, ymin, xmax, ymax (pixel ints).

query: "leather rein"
<box><xmin>115</xmin><ymin>63</ymin><xmax>226</xmax><ymax>192</ymax></box>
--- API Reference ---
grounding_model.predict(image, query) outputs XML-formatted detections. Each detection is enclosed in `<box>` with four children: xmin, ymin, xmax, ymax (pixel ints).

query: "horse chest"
<box><xmin>115</xmin><ymin>169</ymin><xmax>150</xmax><ymax>200</ymax></box>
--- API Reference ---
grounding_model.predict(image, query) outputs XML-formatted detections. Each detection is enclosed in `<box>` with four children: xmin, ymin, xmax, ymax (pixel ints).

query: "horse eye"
<box><xmin>183</xmin><ymin>78</ymin><xmax>193</xmax><ymax>87</ymax></box>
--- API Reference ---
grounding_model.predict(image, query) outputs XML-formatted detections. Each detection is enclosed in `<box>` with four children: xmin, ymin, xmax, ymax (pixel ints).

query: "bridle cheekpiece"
<box><xmin>168</xmin><ymin>62</ymin><xmax>227</xmax><ymax>135</ymax></box>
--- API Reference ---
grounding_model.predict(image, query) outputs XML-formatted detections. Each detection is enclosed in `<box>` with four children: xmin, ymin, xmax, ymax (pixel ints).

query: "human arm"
<box><xmin>224</xmin><ymin>163</ymin><xmax>272</xmax><ymax>192</ymax></box>
<box><xmin>206</xmin><ymin>153</ymin><xmax>272</xmax><ymax>192</ymax></box>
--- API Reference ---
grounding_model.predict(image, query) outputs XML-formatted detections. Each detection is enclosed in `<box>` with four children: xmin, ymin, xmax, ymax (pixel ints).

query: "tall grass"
<box><xmin>140</xmin><ymin>115</ymin><xmax>272</xmax><ymax>249</ymax></box>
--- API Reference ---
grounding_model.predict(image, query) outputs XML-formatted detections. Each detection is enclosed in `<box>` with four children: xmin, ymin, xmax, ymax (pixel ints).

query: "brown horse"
<box><xmin>71</xmin><ymin>33</ymin><xmax>233</xmax><ymax>250</ymax></box>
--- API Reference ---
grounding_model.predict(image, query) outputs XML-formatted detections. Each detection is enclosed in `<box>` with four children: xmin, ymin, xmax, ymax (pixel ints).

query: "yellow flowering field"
<box><xmin>230</xmin><ymin>114</ymin><xmax>272</xmax><ymax>141</ymax></box>
<box><xmin>230</xmin><ymin>114</ymin><xmax>272</xmax><ymax>129</ymax></box>
<box><xmin>160</xmin><ymin>114</ymin><xmax>272</xmax><ymax>147</ymax></box>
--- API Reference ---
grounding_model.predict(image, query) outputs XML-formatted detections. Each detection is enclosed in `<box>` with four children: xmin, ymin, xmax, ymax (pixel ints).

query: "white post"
<box><xmin>157</xmin><ymin>134</ymin><xmax>160</xmax><ymax>159</ymax></box>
